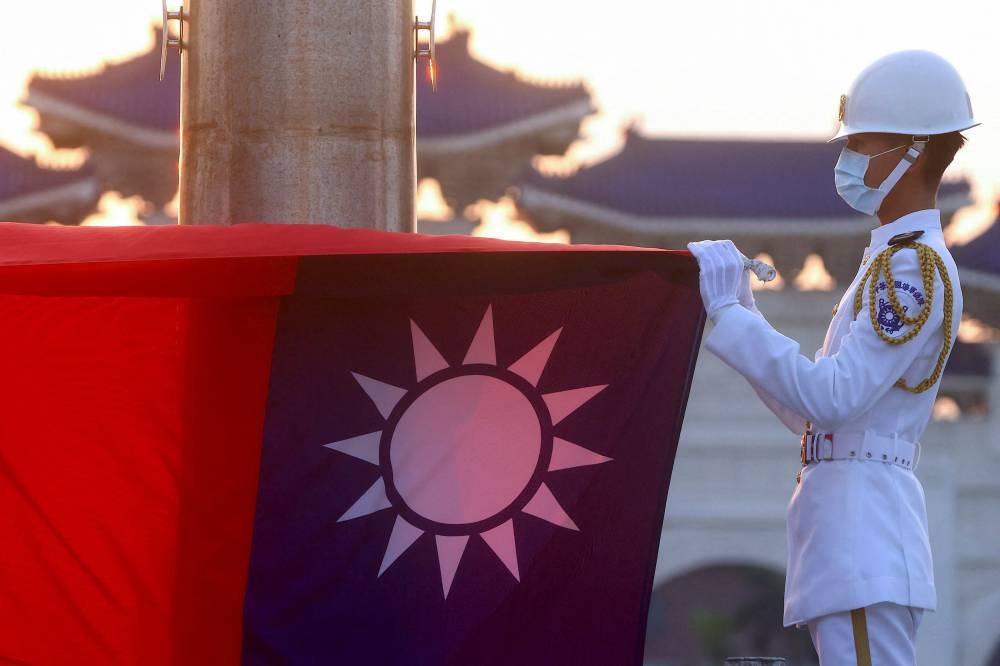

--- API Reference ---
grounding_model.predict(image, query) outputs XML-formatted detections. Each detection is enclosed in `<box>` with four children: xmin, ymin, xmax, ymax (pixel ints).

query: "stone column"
<box><xmin>180</xmin><ymin>0</ymin><xmax>415</xmax><ymax>231</ymax></box>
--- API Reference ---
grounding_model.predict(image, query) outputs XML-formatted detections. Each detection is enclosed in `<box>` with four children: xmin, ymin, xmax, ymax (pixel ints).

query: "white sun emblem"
<box><xmin>324</xmin><ymin>305</ymin><xmax>612</xmax><ymax>598</ymax></box>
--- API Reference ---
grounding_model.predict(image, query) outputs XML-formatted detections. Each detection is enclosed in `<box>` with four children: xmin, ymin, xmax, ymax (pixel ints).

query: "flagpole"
<box><xmin>178</xmin><ymin>0</ymin><xmax>416</xmax><ymax>231</ymax></box>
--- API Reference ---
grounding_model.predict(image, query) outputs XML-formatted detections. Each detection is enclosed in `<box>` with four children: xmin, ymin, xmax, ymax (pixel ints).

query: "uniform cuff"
<box><xmin>708</xmin><ymin>302</ymin><xmax>739</xmax><ymax>325</ymax></box>
<box><xmin>705</xmin><ymin>304</ymin><xmax>764</xmax><ymax>359</ymax></box>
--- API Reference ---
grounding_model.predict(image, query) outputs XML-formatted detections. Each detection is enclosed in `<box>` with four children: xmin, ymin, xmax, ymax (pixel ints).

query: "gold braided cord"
<box><xmin>851</xmin><ymin>242</ymin><xmax>954</xmax><ymax>394</ymax></box>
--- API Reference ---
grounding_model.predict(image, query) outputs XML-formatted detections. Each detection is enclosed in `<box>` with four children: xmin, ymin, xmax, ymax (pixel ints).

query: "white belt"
<box><xmin>800</xmin><ymin>431</ymin><xmax>920</xmax><ymax>471</ymax></box>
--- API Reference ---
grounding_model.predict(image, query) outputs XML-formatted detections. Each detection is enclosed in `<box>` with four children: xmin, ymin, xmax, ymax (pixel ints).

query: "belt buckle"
<box><xmin>820</xmin><ymin>433</ymin><xmax>834</xmax><ymax>461</ymax></box>
<box><xmin>799</xmin><ymin>431</ymin><xmax>830</xmax><ymax>465</ymax></box>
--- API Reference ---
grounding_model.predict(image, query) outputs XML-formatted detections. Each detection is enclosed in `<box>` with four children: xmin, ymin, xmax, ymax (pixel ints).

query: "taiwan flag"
<box><xmin>0</xmin><ymin>223</ymin><xmax>704</xmax><ymax>666</ymax></box>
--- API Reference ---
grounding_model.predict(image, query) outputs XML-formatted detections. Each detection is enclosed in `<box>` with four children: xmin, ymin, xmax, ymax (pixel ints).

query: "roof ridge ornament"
<box><xmin>160</xmin><ymin>0</ymin><xmax>186</xmax><ymax>82</ymax></box>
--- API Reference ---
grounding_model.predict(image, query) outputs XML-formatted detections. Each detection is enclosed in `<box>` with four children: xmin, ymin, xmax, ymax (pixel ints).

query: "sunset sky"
<box><xmin>1</xmin><ymin>0</ymin><xmax>998</xmax><ymax>239</ymax></box>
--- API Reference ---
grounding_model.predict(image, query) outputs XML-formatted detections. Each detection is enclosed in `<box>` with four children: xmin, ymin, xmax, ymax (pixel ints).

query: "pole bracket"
<box><xmin>414</xmin><ymin>0</ymin><xmax>437</xmax><ymax>91</ymax></box>
<box><xmin>160</xmin><ymin>0</ymin><xmax>187</xmax><ymax>81</ymax></box>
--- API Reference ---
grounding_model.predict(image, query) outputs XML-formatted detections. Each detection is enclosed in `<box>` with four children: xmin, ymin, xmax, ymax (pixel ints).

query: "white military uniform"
<box><xmin>704</xmin><ymin>208</ymin><xmax>962</xmax><ymax>628</ymax></box>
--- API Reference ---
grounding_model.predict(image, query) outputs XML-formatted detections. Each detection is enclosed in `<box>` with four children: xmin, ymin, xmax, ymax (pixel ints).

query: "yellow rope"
<box><xmin>851</xmin><ymin>242</ymin><xmax>953</xmax><ymax>394</ymax></box>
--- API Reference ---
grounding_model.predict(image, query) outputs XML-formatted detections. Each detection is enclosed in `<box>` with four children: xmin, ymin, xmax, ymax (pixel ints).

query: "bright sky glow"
<box><xmin>1</xmin><ymin>1</ymin><xmax>998</xmax><ymax>239</ymax></box>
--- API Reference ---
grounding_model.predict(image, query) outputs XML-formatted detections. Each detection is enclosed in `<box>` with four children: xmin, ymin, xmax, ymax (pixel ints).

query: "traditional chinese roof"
<box><xmin>517</xmin><ymin>128</ymin><xmax>973</xmax><ymax>284</ymax></box>
<box><xmin>952</xmin><ymin>205</ymin><xmax>1000</xmax><ymax>278</ymax></box>
<box><xmin>26</xmin><ymin>27</ymin><xmax>591</xmax><ymax>151</ymax></box>
<box><xmin>416</xmin><ymin>30</ymin><xmax>592</xmax><ymax>149</ymax></box>
<box><xmin>0</xmin><ymin>147</ymin><xmax>99</xmax><ymax>225</ymax></box>
<box><xmin>0</xmin><ymin>147</ymin><xmax>90</xmax><ymax>200</ymax></box>
<box><xmin>519</xmin><ymin>128</ymin><xmax>971</xmax><ymax>221</ymax></box>
<box><xmin>24</xmin><ymin>27</ymin><xmax>594</xmax><ymax>216</ymax></box>
<box><xmin>26</xmin><ymin>30</ymin><xmax>180</xmax><ymax>149</ymax></box>
<box><xmin>412</xmin><ymin>28</ymin><xmax>593</xmax><ymax>211</ymax></box>
<box><xmin>951</xmin><ymin>204</ymin><xmax>1000</xmax><ymax>328</ymax></box>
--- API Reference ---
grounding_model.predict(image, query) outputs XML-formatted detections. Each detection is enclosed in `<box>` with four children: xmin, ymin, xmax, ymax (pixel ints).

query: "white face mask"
<box><xmin>834</xmin><ymin>143</ymin><xmax>923</xmax><ymax>216</ymax></box>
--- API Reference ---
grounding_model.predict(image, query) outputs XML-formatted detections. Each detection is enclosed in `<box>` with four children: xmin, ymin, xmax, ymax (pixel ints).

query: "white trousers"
<box><xmin>806</xmin><ymin>602</ymin><xmax>923</xmax><ymax>666</ymax></box>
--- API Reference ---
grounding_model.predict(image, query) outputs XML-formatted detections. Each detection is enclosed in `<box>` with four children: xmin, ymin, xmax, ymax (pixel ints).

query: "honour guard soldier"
<box><xmin>688</xmin><ymin>50</ymin><xmax>978</xmax><ymax>664</ymax></box>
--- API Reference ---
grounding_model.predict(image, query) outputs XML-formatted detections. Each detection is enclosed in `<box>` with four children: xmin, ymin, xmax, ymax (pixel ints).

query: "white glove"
<box><xmin>687</xmin><ymin>240</ymin><xmax>745</xmax><ymax>321</ymax></box>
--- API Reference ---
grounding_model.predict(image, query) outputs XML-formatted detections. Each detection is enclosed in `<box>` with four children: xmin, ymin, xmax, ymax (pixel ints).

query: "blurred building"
<box><xmin>415</xmin><ymin>29</ymin><xmax>592</xmax><ymax>219</ymax></box>
<box><xmin>0</xmin><ymin>146</ymin><xmax>98</xmax><ymax>225</ymax></box>
<box><xmin>517</xmin><ymin>127</ymin><xmax>973</xmax><ymax>285</ymax></box>
<box><xmin>24</xmin><ymin>30</ymin><xmax>181</xmax><ymax>223</ymax></box>
<box><xmin>953</xmin><ymin>211</ymin><xmax>1000</xmax><ymax>330</ymax></box>
<box><xmin>9</xmin><ymin>22</ymin><xmax>1000</xmax><ymax>666</ymax></box>
<box><xmin>21</xmin><ymin>27</ymin><xmax>592</xmax><ymax>228</ymax></box>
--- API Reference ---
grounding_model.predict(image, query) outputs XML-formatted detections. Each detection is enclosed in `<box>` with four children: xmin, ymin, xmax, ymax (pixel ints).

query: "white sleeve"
<box><xmin>740</xmin><ymin>307</ymin><xmax>809</xmax><ymax>435</ymax></box>
<box><xmin>749</xmin><ymin>381</ymin><xmax>809</xmax><ymax>435</ymax></box>
<box><xmin>704</xmin><ymin>250</ymin><xmax>943</xmax><ymax>432</ymax></box>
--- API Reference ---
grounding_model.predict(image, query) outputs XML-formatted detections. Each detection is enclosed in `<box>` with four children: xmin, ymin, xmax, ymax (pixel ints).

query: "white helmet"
<box><xmin>831</xmin><ymin>50</ymin><xmax>979</xmax><ymax>141</ymax></box>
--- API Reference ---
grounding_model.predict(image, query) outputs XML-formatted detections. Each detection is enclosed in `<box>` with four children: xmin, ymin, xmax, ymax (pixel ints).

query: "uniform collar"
<box><xmin>869</xmin><ymin>209</ymin><xmax>942</xmax><ymax>248</ymax></box>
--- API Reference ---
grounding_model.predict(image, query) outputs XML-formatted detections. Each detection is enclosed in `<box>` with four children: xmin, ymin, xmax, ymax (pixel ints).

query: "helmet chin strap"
<box><xmin>876</xmin><ymin>136</ymin><xmax>929</xmax><ymax>196</ymax></box>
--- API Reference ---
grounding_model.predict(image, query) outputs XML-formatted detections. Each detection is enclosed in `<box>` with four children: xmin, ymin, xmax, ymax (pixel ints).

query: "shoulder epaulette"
<box><xmin>888</xmin><ymin>230</ymin><xmax>925</xmax><ymax>246</ymax></box>
<box><xmin>851</xmin><ymin>240</ymin><xmax>954</xmax><ymax>393</ymax></box>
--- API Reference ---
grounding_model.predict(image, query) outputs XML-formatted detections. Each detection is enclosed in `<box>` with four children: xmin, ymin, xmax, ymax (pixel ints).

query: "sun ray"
<box><xmin>323</xmin><ymin>431</ymin><xmax>381</xmax><ymax>465</ymax></box>
<box><xmin>411</xmin><ymin>320</ymin><xmax>450</xmax><ymax>381</ymax></box>
<box><xmin>508</xmin><ymin>328</ymin><xmax>562</xmax><ymax>387</ymax></box>
<box><xmin>379</xmin><ymin>516</ymin><xmax>425</xmax><ymax>576</ymax></box>
<box><xmin>351</xmin><ymin>372</ymin><xmax>407</xmax><ymax>420</ymax></box>
<box><xmin>463</xmin><ymin>305</ymin><xmax>496</xmax><ymax>366</ymax></box>
<box><xmin>435</xmin><ymin>535</ymin><xmax>469</xmax><ymax>598</ymax></box>
<box><xmin>338</xmin><ymin>478</ymin><xmax>393</xmax><ymax>522</ymax></box>
<box><xmin>480</xmin><ymin>519</ymin><xmax>519</xmax><ymax>581</ymax></box>
<box><xmin>522</xmin><ymin>483</ymin><xmax>579</xmax><ymax>531</ymax></box>
<box><xmin>542</xmin><ymin>385</ymin><xmax>608</xmax><ymax>425</ymax></box>
<box><xmin>548</xmin><ymin>437</ymin><xmax>612</xmax><ymax>472</ymax></box>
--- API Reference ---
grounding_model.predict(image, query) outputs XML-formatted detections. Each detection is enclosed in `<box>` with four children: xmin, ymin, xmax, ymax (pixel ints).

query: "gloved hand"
<box><xmin>687</xmin><ymin>240</ymin><xmax>745</xmax><ymax>321</ymax></box>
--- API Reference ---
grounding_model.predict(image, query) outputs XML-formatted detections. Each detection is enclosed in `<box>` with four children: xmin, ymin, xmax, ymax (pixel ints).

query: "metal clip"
<box><xmin>414</xmin><ymin>0</ymin><xmax>437</xmax><ymax>91</ymax></box>
<box><xmin>160</xmin><ymin>0</ymin><xmax>187</xmax><ymax>81</ymax></box>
